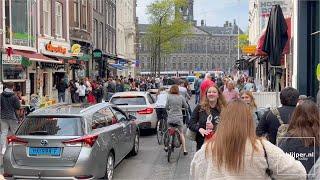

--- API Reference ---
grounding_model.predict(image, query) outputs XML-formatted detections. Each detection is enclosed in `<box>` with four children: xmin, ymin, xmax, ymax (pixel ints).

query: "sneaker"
<box><xmin>164</xmin><ymin>147</ymin><xmax>168</xmax><ymax>152</ymax></box>
<box><xmin>1</xmin><ymin>148</ymin><xmax>6</xmax><ymax>155</ymax></box>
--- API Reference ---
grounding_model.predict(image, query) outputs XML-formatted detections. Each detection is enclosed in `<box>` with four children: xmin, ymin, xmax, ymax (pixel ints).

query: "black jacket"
<box><xmin>0</xmin><ymin>90</ymin><xmax>21</xmax><ymax>120</ymax></box>
<box><xmin>256</xmin><ymin>105</ymin><xmax>295</xmax><ymax>144</ymax></box>
<box><xmin>279</xmin><ymin>136</ymin><xmax>319</xmax><ymax>173</ymax></box>
<box><xmin>189</xmin><ymin>105</ymin><xmax>220</xmax><ymax>150</ymax></box>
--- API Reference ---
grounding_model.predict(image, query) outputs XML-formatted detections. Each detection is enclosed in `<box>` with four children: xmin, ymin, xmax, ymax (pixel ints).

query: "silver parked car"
<box><xmin>110</xmin><ymin>91</ymin><xmax>158</xmax><ymax>130</ymax></box>
<box><xmin>3</xmin><ymin>103</ymin><xmax>139</xmax><ymax>180</ymax></box>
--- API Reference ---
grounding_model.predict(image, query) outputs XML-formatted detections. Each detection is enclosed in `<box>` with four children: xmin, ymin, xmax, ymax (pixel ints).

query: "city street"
<box><xmin>112</xmin><ymin>96</ymin><xmax>197</xmax><ymax>180</ymax></box>
<box><xmin>0</xmin><ymin>97</ymin><xmax>197</xmax><ymax>180</ymax></box>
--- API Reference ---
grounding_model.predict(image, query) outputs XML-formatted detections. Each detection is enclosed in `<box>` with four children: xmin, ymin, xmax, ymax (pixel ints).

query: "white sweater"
<box><xmin>190</xmin><ymin>139</ymin><xmax>306</xmax><ymax>180</ymax></box>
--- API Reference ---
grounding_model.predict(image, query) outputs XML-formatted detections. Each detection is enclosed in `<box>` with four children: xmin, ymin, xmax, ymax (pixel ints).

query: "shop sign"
<box><xmin>259</xmin><ymin>0</ymin><xmax>292</xmax><ymax>30</ymax></box>
<box><xmin>92</xmin><ymin>49</ymin><xmax>102</xmax><ymax>59</ymax></box>
<box><xmin>242</xmin><ymin>45</ymin><xmax>256</xmax><ymax>54</ymax></box>
<box><xmin>71</xmin><ymin>44</ymin><xmax>84</xmax><ymax>56</ymax></box>
<box><xmin>45</xmin><ymin>41</ymin><xmax>67</xmax><ymax>55</ymax></box>
<box><xmin>2</xmin><ymin>54</ymin><xmax>22</xmax><ymax>64</ymax></box>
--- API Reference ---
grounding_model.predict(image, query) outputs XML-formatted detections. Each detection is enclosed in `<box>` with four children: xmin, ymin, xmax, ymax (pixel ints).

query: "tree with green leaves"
<box><xmin>238</xmin><ymin>33</ymin><xmax>249</xmax><ymax>49</ymax></box>
<box><xmin>144</xmin><ymin>0</ymin><xmax>192</xmax><ymax>76</ymax></box>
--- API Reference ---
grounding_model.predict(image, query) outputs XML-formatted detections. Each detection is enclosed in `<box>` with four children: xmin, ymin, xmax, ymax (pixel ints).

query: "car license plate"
<box><xmin>29</xmin><ymin>147</ymin><xmax>61</xmax><ymax>156</ymax></box>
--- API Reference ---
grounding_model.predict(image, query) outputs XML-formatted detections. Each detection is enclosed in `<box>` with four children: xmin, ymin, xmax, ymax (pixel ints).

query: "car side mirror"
<box><xmin>128</xmin><ymin>114</ymin><xmax>137</xmax><ymax>121</ymax></box>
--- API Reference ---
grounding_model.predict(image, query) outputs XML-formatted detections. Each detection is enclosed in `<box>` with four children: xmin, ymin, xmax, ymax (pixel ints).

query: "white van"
<box><xmin>187</xmin><ymin>76</ymin><xmax>196</xmax><ymax>93</ymax></box>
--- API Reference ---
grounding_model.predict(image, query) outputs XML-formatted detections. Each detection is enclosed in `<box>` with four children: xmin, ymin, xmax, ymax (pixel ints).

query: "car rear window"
<box><xmin>16</xmin><ymin>116</ymin><xmax>84</xmax><ymax>136</ymax></box>
<box><xmin>111</xmin><ymin>96</ymin><xmax>146</xmax><ymax>105</ymax></box>
<box><xmin>187</xmin><ymin>77</ymin><xmax>195</xmax><ymax>82</ymax></box>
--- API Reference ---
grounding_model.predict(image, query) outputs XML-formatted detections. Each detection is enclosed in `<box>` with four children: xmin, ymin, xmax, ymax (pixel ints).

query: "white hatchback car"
<box><xmin>109</xmin><ymin>91</ymin><xmax>158</xmax><ymax>130</ymax></box>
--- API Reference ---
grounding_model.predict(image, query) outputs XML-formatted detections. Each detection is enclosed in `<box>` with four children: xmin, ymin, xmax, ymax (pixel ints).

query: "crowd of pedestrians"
<box><xmin>188</xmin><ymin>74</ymin><xmax>320</xmax><ymax>179</ymax></box>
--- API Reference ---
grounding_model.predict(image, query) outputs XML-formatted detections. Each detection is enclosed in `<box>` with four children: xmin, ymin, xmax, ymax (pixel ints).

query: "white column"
<box><xmin>292</xmin><ymin>0</ymin><xmax>298</xmax><ymax>89</ymax></box>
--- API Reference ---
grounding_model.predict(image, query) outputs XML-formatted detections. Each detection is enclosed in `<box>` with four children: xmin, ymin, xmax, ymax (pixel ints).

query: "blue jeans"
<box><xmin>58</xmin><ymin>92</ymin><xmax>66</xmax><ymax>103</ymax></box>
<box><xmin>195</xmin><ymin>93</ymin><xmax>200</xmax><ymax>104</ymax></box>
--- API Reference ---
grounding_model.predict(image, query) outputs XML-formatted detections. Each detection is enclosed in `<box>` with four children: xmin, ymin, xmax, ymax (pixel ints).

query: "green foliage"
<box><xmin>237</xmin><ymin>33</ymin><xmax>249</xmax><ymax>49</ymax></box>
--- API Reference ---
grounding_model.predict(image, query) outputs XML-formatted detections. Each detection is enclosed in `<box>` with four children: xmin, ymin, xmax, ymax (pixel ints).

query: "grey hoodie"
<box><xmin>0</xmin><ymin>88</ymin><xmax>21</xmax><ymax>120</ymax></box>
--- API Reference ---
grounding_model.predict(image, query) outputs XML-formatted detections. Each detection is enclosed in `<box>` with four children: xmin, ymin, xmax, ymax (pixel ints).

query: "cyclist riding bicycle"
<box><xmin>155</xmin><ymin>87</ymin><xmax>168</xmax><ymax>131</ymax></box>
<box><xmin>165</xmin><ymin>85</ymin><xmax>188</xmax><ymax>155</ymax></box>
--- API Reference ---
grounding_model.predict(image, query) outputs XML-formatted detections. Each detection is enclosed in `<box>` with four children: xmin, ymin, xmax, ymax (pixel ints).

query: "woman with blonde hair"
<box><xmin>189</xmin><ymin>85</ymin><xmax>227</xmax><ymax>150</ymax></box>
<box><xmin>240</xmin><ymin>90</ymin><xmax>259</xmax><ymax>125</ymax></box>
<box><xmin>190</xmin><ymin>100</ymin><xmax>306</xmax><ymax>179</ymax></box>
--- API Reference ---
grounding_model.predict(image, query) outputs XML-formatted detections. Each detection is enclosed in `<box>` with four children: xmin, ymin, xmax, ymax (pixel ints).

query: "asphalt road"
<box><xmin>113</xmin><ymin>96</ymin><xmax>197</xmax><ymax>180</ymax></box>
<box><xmin>0</xmin><ymin>96</ymin><xmax>198</xmax><ymax>180</ymax></box>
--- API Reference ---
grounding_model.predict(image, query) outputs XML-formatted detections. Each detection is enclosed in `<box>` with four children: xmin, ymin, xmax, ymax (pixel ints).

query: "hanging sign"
<box><xmin>316</xmin><ymin>64</ymin><xmax>320</xmax><ymax>81</ymax></box>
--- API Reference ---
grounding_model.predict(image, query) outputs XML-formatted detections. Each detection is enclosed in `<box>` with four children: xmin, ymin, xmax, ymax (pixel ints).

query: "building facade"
<box><xmin>69</xmin><ymin>0</ymin><xmax>92</xmax><ymax>80</ymax></box>
<box><xmin>116</xmin><ymin>0</ymin><xmax>137</xmax><ymax>77</ymax></box>
<box><xmin>0</xmin><ymin>0</ymin><xmax>71</xmax><ymax>102</ymax></box>
<box><xmin>138</xmin><ymin>0</ymin><xmax>241</xmax><ymax>75</ymax></box>
<box><xmin>138</xmin><ymin>21</ymin><xmax>241</xmax><ymax>74</ymax></box>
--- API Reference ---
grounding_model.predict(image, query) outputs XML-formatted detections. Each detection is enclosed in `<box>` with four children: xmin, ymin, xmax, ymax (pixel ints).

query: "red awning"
<box><xmin>13</xmin><ymin>50</ymin><xmax>63</xmax><ymax>64</ymax></box>
<box><xmin>255</xmin><ymin>17</ymin><xmax>291</xmax><ymax>56</ymax></box>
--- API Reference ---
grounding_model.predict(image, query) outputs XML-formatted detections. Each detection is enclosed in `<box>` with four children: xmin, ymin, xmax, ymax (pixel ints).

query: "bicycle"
<box><xmin>164</xmin><ymin>123</ymin><xmax>182</xmax><ymax>162</ymax></box>
<box><xmin>156</xmin><ymin>117</ymin><xmax>167</xmax><ymax>145</ymax></box>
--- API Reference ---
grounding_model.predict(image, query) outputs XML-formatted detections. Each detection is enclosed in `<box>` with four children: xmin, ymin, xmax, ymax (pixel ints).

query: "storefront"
<box><xmin>70</xmin><ymin>41</ymin><xmax>91</xmax><ymax>80</ymax></box>
<box><xmin>294</xmin><ymin>1</ymin><xmax>320</xmax><ymax>97</ymax></box>
<box><xmin>38</xmin><ymin>38</ymin><xmax>70</xmax><ymax>99</ymax></box>
<box><xmin>0</xmin><ymin>53</ymin><xmax>27</xmax><ymax>95</ymax></box>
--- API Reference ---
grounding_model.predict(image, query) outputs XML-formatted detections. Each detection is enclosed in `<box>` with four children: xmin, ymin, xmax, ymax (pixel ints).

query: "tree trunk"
<box><xmin>157</xmin><ymin>36</ymin><xmax>161</xmax><ymax>77</ymax></box>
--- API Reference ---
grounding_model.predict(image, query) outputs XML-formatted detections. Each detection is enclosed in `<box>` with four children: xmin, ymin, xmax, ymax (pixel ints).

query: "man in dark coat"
<box><xmin>0</xmin><ymin>82</ymin><xmax>21</xmax><ymax>154</ymax></box>
<box><xmin>256</xmin><ymin>87</ymin><xmax>299</xmax><ymax>144</ymax></box>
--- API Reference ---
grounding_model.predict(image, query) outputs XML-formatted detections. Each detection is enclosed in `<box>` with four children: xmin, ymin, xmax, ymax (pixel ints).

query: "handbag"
<box><xmin>261</xmin><ymin>140</ymin><xmax>275</xmax><ymax>180</ymax></box>
<box><xmin>186</xmin><ymin>128</ymin><xmax>196</xmax><ymax>141</ymax></box>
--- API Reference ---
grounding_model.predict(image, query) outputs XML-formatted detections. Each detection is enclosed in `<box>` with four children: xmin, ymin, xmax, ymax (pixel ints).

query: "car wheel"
<box><xmin>130</xmin><ymin>133</ymin><xmax>139</xmax><ymax>156</ymax></box>
<box><xmin>104</xmin><ymin>152</ymin><xmax>114</xmax><ymax>180</ymax></box>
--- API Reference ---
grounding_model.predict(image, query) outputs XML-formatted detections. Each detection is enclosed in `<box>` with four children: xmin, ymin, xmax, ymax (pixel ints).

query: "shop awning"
<box><xmin>13</xmin><ymin>50</ymin><xmax>63</xmax><ymax>64</ymax></box>
<box><xmin>108</xmin><ymin>64</ymin><xmax>127</xmax><ymax>70</ymax></box>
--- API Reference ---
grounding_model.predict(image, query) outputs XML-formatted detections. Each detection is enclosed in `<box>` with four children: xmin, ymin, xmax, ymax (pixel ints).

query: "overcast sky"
<box><xmin>137</xmin><ymin>0</ymin><xmax>249</xmax><ymax>32</ymax></box>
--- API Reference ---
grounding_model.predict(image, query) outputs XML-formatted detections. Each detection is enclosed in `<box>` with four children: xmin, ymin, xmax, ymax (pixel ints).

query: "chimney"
<box><xmin>201</xmin><ymin>20</ymin><xmax>205</xmax><ymax>26</ymax></box>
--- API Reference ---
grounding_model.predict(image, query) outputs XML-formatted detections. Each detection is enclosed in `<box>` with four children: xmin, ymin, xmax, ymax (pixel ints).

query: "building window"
<box><xmin>184</xmin><ymin>63</ymin><xmax>187</xmax><ymax>69</ymax></box>
<box><xmin>106</xmin><ymin>3</ymin><xmax>109</xmax><ymax>24</ymax></box>
<box><xmin>82</xmin><ymin>0</ymin><xmax>87</xmax><ymax>29</ymax></box>
<box><xmin>99</xmin><ymin>22</ymin><xmax>103</xmax><ymax>49</ymax></box>
<box><xmin>99</xmin><ymin>0</ymin><xmax>103</xmax><ymax>13</ymax></box>
<box><xmin>43</xmin><ymin>0</ymin><xmax>51</xmax><ymax>36</ymax></box>
<box><xmin>93</xmin><ymin>19</ymin><xmax>97</xmax><ymax>48</ymax></box>
<box><xmin>172</xmin><ymin>63</ymin><xmax>176</xmax><ymax>70</ymax></box>
<box><xmin>55</xmin><ymin>2</ymin><xmax>63</xmax><ymax>38</ymax></box>
<box><xmin>5</xmin><ymin>0</ymin><xmax>36</xmax><ymax>47</ymax></box>
<box><xmin>73</xmin><ymin>0</ymin><xmax>80</xmax><ymax>27</ymax></box>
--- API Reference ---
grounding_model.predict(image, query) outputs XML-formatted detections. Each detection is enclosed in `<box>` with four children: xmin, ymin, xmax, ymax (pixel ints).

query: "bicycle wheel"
<box><xmin>167</xmin><ymin>136</ymin><xmax>173</xmax><ymax>162</ymax></box>
<box><xmin>156</xmin><ymin>120</ymin><xmax>163</xmax><ymax>145</ymax></box>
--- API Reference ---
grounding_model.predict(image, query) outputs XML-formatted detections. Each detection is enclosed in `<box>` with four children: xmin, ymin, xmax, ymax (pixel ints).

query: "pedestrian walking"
<box><xmin>68</xmin><ymin>80</ymin><xmax>77</xmax><ymax>103</ymax></box>
<box><xmin>56</xmin><ymin>79</ymin><xmax>68</xmax><ymax>103</ymax></box>
<box><xmin>194</xmin><ymin>75</ymin><xmax>204</xmax><ymax>104</ymax></box>
<box><xmin>200</xmin><ymin>73</ymin><xmax>215</xmax><ymax>103</ymax></box>
<box><xmin>190</xmin><ymin>100</ymin><xmax>307</xmax><ymax>180</ymax></box>
<box><xmin>240</xmin><ymin>90</ymin><xmax>259</xmax><ymax>125</ymax></box>
<box><xmin>77</xmin><ymin>81</ymin><xmax>86</xmax><ymax>103</ymax></box>
<box><xmin>165</xmin><ymin>85</ymin><xmax>189</xmax><ymax>155</ymax></box>
<box><xmin>256</xmin><ymin>87</ymin><xmax>300</xmax><ymax>145</ymax></box>
<box><xmin>115</xmin><ymin>79</ymin><xmax>124</xmax><ymax>92</ymax></box>
<box><xmin>279</xmin><ymin>100</ymin><xmax>320</xmax><ymax>172</ymax></box>
<box><xmin>0</xmin><ymin>82</ymin><xmax>21</xmax><ymax>155</ymax></box>
<box><xmin>308</xmin><ymin>158</ymin><xmax>320</xmax><ymax>180</ymax></box>
<box><xmin>189</xmin><ymin>85</ymin><xmax>226</xmax><ymax>150</ymax></box>
<box><xmin>222</xmin><ymin>80</ymin><xmax>239</xmax><ymax>103</ymax></box>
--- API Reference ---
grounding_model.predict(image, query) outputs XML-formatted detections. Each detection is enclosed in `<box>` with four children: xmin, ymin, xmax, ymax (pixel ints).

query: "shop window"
<box><xmin>2</xmin><ymin>55</ymin><xmax>26</xmax><ymax>81</ymax></box>
<box><xmin>5</xmin><ymin>0</ymin><xmax>36</xmax><ymax>47</ymax></box>
<box><xmin>43</xmin><ymin>0</ymin><xmax>51</xmax><ymax>36</ymax></box>
<box><xmin>93</xmin><ymin>19</ymin><xmax>98</xmax><ymax>48</ymax></box>
<box><xmin>55</xmin><ymin>2</ymin><xmax>63</xmax><ymax>38</ymax></box>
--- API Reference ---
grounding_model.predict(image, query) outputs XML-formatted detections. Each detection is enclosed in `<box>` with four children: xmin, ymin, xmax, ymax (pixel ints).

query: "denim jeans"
<box><xmin>1</xmin><ymin>119</ymin><xmax>19</xmax><ymax>151</ymax></box>
<box><xmin>195</xmin><ymin>93</ymin><xmax>200</xmax><ymax>104</ymax></box>
<box><xmin>58</xmin><ymin>92</ymin><xmax>66</xmax><ymax>103</ymax></box>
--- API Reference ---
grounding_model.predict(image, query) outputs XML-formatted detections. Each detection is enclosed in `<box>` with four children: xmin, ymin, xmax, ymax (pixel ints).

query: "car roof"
<box><xmin>111</xmin><ymin>91</ymin><xmax>149</xmax><ymax>97</ymax></box>
<box><xmin>29</xmin><ymin>103</ymin><xmax>114</xmax><ymax>116</ymax></box>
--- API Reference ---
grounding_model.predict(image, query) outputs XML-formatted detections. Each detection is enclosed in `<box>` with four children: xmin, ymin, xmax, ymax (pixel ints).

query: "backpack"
<box><xmin>270</xmin><ymin>108</ymin><xmax>289</xmax><ymax>145</ymax></box>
